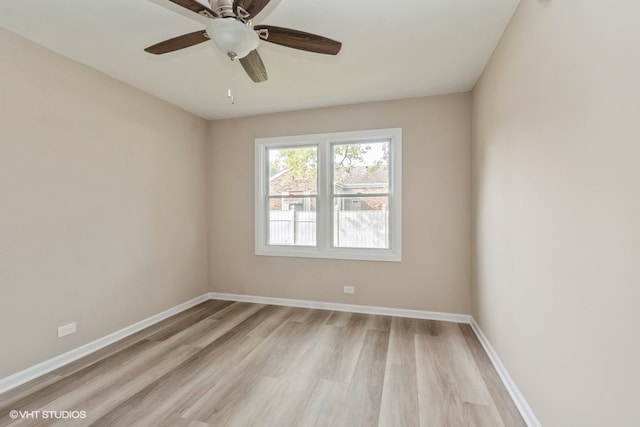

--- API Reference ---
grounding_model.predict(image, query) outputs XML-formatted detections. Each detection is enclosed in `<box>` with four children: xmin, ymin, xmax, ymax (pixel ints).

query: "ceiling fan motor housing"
<box><xmin>210</xmin><ymin>0</ymin><xmax>235</xmax><ymax>18</ymax></box>
<box><xmin>206</xmin><ymin>18</ymin><xmax>259</xmax><ymax>59</ymax></box>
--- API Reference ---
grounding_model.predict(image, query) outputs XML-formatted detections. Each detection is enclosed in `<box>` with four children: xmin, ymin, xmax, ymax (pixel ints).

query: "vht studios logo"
<box><xmin>9</xmin><ymin>410</ymin><xmax>87</xmax><ymax>420</ymax></box>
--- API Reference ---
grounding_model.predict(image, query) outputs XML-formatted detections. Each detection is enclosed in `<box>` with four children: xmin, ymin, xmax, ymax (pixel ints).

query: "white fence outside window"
<box><xmin>268</xmin><ymin>210</ymin><xmax>388</xmax><ymax>248</ymax></box>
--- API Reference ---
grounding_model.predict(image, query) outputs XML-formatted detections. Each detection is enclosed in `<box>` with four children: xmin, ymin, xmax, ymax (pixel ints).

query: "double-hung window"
<box><xmin>255</xmin><ymin>128</ymin><xmax>402</xmax><ymax>262</ymax></box>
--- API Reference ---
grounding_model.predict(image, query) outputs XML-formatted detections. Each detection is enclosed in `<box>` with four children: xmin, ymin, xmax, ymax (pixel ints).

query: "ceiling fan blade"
<box><xmin>145</xmin><ymin>30</ymin><xmax>209</xmax><ymax>55</ymax></box>
<box><xmin>168</xmin><ymin>0</ymin><xmax>217</xmax><ymax>18</ymax></box>
<box><xmin>240</xmin><ymin>50</ymin><xmax>268</xmax><ymax>83</ymax></box>
<box><xmin>254</xmin><ymin>25</ymin><xmax>342</xmax><ymax>55</ymax></box>
<box><xmin>233</xmin><ymin>0</ymin><xmax>271</xmax><ymax>19</ymax></box>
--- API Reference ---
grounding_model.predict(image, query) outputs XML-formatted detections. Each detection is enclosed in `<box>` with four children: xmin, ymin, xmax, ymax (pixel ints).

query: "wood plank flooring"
<box><xmin>0</xmin><ymin>300</ymin><xmax>526</xmax><ymax>426</ymax></box>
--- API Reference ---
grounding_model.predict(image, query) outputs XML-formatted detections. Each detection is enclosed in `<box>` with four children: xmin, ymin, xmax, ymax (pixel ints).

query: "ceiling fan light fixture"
<box><xmin>206</xmin><ymin>18</ymin><xmax>259</xmax><ymax>59</ymax></box>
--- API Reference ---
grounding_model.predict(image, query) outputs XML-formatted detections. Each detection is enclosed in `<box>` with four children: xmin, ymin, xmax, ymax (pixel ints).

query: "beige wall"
<box><xmin>209</xmin><ymin>94</ymin><xmax>472</xmax><ymax>314</ymax></box>
<box><xmin>0</xmin><ymin>29</ymin><xmax>210</xmax><ymax>378</ymax></box>
<box><xmin>472</xmin><ymin>1</ymin><xmax>640</xmax><ymax>426</ymax></box>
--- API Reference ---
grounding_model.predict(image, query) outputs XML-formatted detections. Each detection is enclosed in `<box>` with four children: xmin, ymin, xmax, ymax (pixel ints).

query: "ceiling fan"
<box><xmin>145</xmin><ymin>0</ymin><xmax>342</xmax><ymax>83</ymax></box>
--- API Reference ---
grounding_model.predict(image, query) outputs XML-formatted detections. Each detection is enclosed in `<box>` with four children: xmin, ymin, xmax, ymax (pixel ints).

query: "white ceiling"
<box><xmin>0</xmin><ymin>0</ymin><xmax>520</xmax><ymax>120</ymax></box>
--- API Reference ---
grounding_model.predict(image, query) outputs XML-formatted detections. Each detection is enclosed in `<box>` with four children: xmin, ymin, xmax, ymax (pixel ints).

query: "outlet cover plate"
<box><xmin>57</xmin><ymin>322</ymin><xmax>76</xmax><ymax>338</ymax></box>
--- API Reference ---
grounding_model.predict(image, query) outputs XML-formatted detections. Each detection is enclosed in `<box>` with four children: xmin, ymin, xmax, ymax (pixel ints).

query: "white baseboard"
<box><xmin>470</xmin><ymin>319</ymin><xmax>541</xmax><ymax>427</ymax></box>
<box><xmin>0</xmin><ymin>293</ymin><xmax>210</xmax><ymax>394</ymax></box>
<box><xmin>208</xmin><ymin>292</ymin><xmax>472</xmax><ymax>324</ymax></box>
<box><xmin>1</xmin><ymin>291</ymin><xmax>539</xmax><ymax>427</ymax></box>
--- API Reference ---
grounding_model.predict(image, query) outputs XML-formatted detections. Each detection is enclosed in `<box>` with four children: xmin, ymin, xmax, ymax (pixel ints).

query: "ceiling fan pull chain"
<box><xmin>228</xmin><ymin>54</ymin><xmax>235</xmax><ymax>104</ymax></box>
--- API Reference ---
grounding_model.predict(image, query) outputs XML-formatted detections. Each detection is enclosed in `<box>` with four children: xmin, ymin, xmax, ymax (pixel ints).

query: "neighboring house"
<box><xmin>268</xmin><ymin>165</ymin><xmax>389</xmax><ymax>247</ymax></box>
<box><xmin>268</xmin><ymin>168</ymin><xmax>316</xmax><ymax>211</ymax></box>
<box><xmin>333</xmin><ymin>166</ymin><xmax>388</xmax><ymax>211</ymax></box>
<box><xmin>269</xmin><ymin>166</ymin><xmax>388</xmax><ymax>211</ymax></box>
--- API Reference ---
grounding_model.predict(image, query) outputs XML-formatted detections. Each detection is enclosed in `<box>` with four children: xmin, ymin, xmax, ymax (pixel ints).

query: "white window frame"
<box><xmin>255</xmin><ymin>128</ymin><xmax>402</xmax><ymax>262</ymax></box>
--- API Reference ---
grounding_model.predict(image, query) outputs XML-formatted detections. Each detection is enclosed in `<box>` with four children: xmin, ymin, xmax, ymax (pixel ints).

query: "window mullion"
<box><xmin>316</xmin><ymin>140</ymin><xmax>330</xmax><ymax>251</ymax></box>
<box><xmin>263</xmin><ymin>146</ymin><xmax>271</xmax><ymax>246</ymax></box>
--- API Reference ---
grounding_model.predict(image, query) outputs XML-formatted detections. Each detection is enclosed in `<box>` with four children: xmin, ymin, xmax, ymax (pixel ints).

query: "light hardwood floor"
<box><xmin>0</xmin><ymin>300</ymin><xmax>526</xmax><ymax>426</ymax></box>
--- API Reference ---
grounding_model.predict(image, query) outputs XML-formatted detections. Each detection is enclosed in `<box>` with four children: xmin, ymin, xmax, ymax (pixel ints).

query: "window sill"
<box><xmin>255</xmin><ymin>246</ymin><xmax>401</xmax><ymax>262</ymax></box>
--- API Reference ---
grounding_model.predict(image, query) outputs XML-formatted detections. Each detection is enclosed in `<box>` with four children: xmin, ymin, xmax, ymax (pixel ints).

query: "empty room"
<box><xmin>1</xmin><ymin>0</ymin><xmax>638</xmax><ymax>426</ymax></box>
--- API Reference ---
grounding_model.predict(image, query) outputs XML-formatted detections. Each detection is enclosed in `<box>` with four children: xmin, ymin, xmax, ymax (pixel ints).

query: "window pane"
<box><xmin>333</xmin><ymin>196</ymin><xmax>389</xmax><ymax>249</ymax></box>
<box><xmin>333</xmin><ymin>141</ymin><xmax>389</xmax><ymax>194</ymax></box>
<box><xmin>268</xmin><ymin>197</ymin><xmax>316</xmax><ymax>246</ymax></box>
<box><xmin>268</xmin><ymin>146</ymin><xmax>317</xmax><ymax>195</ymax></box>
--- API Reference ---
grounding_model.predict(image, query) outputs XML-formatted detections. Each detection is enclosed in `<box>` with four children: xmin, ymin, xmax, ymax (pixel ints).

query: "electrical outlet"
<box><xmin>57</xmin><ymin>322</ymin><xmax>76</xmax><ymax>339</ymax></box>
<box><xmin>343</xmin><ymin>286</ymin><xmax>355</xmax><ymax>294</ymax></box>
